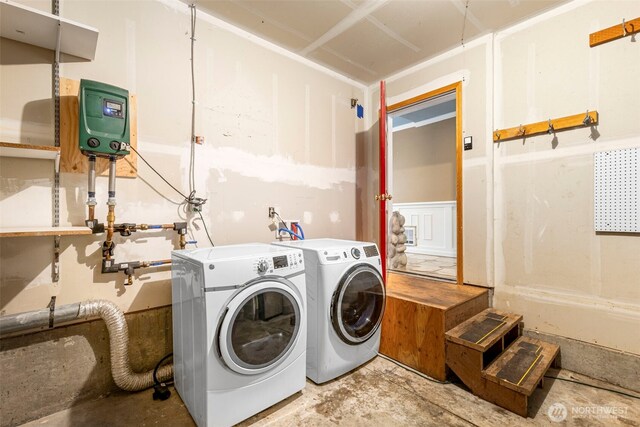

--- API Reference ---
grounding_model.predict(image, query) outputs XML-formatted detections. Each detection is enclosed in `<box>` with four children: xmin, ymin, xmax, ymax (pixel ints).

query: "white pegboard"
<box><xmin>594</xmin><ymin>147</ymin><xmax>639</xmax><ymax>233</ymax></box>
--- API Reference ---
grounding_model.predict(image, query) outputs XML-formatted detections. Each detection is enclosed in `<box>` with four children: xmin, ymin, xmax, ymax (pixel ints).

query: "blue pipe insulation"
<box><xmin>147</xmin><ymin>225</ymin><xmax>163</xmax><ymax>229</ymax></box>
<box><xmin>279</xmin><ymin>228</ymin><xmax>303</xmax><ymax>240</ymax></box>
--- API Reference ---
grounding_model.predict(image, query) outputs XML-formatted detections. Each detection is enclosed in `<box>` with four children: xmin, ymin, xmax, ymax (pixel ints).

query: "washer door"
<box><xmin>218</xmin><ymin>279</ymin><xmax>302</xmax><ymax>375</ymax></box>
<box><xmin>331</xmin><ymin>264</ymin><xmax>386</xmax><ymax>345</ymax></box>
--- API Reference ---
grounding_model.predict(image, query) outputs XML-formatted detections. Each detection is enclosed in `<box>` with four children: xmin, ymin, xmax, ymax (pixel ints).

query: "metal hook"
<box><xmin>517</xmin><ymin>125</ymin><xmax>526</xmax><ymax>136</ymax></box>
<box><xmin>547</xmin><ymin>119</ymin><xmax>554</xmax><ymax>135</ymax></box>
<box><xmin>622</xmin><ymin>18</ymin><xmax>627</xmax><ymax>37</ymax></box>
<box><xmin>583</xmin><ymin>110</ymin><xmax>593</xmax><ymax>126</ymax></box>
<box><xmin>494</xmin><ymin>130</ymin><xmax>501</xmax><ymax>140</ymax></box>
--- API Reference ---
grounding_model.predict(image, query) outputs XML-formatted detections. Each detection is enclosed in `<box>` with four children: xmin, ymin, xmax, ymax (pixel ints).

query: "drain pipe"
<box><xmin>0</xmin><ymin>300</ymin><xmax>172</xmax><ymax>391</ymax></box>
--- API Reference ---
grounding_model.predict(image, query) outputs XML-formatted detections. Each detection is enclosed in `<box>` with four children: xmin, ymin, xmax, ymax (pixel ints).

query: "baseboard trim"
<box><xmin>523</xmin><ymin>329</ymin><xmax>640</xmax><ymax>393</ymax></box>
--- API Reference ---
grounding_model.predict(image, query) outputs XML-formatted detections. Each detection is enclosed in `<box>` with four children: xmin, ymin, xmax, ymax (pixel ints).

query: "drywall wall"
<box><xmin>0</xmin><ymin>0</ymin><xmax>365</xmax><ymax>316</ymax></box>
<box><xmin>392</xmin><ymin>118</ymin><xmax>456</xmax><ymax>203</ymax></box>
<box><xmin>366</xmin><ymin>0</ymin><xmax>640</xmax><ymax>355</ymax></box>
<box><xmin>492</xmin><ymin>0</ymin><xmax>640</xmax><ymax>354</ymax></box>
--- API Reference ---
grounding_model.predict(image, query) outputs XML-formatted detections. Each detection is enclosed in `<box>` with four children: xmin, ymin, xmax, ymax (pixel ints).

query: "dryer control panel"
<box><xmin>318</xmin><ymin>243</ymin><xmax>381</xmax><ymax>265</ymax></box>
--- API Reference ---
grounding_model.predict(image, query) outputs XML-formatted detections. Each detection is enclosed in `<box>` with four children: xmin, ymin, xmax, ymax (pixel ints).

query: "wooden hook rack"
<box><xmin>493</xmin><ymin>111</ymin><xmax>598</xmax><ymax>143</ymax></box>
<box><xmin>590</xmin><ymin>17</ymin><xmax>639</xmax><ymax>47</ymax></box>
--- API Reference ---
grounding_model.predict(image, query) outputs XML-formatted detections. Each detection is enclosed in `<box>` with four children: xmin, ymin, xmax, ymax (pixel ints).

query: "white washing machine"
<box><xmin>171</xmin><ymin>243</ymin><xmax>307</xmax><ymax>427</ymax></box>
<box><xmin>272</xmin><ymin>239</ymin><xmax>385</xmax><ymax>384</ymax></box>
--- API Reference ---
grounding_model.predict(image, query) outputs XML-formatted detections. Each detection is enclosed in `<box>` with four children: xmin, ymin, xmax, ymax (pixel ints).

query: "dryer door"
<box><xmin>218</xmin><ymin>279</ymin><xmax>303</xmax><ymax>375</ymax></box>
<box><xmin>331</xmin><ymin>264</ymin><xmax>386</xmax><ymax>345</ymax></box>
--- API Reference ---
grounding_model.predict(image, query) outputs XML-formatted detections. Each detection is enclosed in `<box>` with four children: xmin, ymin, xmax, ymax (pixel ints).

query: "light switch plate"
<box><xmin>464</xmin><ymin>136</ymin><xmax>472</xmax><ymax>150</ymax></box>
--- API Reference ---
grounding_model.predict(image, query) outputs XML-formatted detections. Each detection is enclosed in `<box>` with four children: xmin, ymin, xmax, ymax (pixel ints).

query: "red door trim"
<box><xmin>379</xmin><ymin>81</ymin><xmax>387</xmax><ymax>280</ymax></box>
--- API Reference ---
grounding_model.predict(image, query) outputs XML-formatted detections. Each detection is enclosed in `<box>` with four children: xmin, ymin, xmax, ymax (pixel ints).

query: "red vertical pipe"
<box><xmin>379</xmin><ymin>81</ymin><xmax>387</xmax><ymax>280</ymax></box>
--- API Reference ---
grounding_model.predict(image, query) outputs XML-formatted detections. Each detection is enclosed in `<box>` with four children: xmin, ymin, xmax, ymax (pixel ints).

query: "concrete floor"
<box><xmin>21</xmin><ymin>357</ymin><xmax>639</xmax><ymax>427</ymax></box>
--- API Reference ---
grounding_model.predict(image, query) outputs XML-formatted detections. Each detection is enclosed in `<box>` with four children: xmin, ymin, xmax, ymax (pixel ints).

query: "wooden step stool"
<box><xmin>445</xmin><ymin>308</ymin><xmax>560</xmax><ymax>417</ymax></box>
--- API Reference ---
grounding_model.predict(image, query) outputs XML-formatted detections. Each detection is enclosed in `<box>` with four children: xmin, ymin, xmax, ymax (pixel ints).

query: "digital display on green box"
<box><xmin>79</xmin><ymin>79</ymin><xmax>130</xmax><ymax>158</ymax></box>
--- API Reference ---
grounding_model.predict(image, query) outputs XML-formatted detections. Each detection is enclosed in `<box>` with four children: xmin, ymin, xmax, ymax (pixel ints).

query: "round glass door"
<box><xmin>218</xmin><ymin>280</ymin><xmax>302</xmax><ymax>375</ymax></box>
<box><xmin>331</xmin><ymin>265</ymin><xmax>385</xmax><ymax>345</ymax></box>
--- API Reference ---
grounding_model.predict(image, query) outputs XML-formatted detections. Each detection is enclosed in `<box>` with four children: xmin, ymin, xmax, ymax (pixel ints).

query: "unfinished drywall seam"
<box><xmin>497</xmin><ymin>285</ymin><xmax>640</xmax><ymax>318</ymax></box>
<box><xmin>485</xmin><ymin>34</ymin><xmax>495</xmax><ymax>287</ymax></box>
<box><xmin>305</xmin><ymin>85</ymin><xmax>311</xmax><ymax>163</ymax></box>
<box><xmin>493</xmin><ymin>28</ymin><xmax>505</xmax><ymax>289</ymax></box>
<box><xmin>526</xmin><ymin>43</ymin><xmax>537</xmax><ymax>121</ymax></box>
<box><xmin>125</xmin><ymin>19</ymin><xmax>137</xmax><ymax>94</ymax></box>
<box><xmin>386</xmin><ymin>71</ymin><xmax>469</xmax><ymax>108</ymax></box>
<box><xmin>272</xmin><ymin>73</ymin><xmax>279</xmax><ymax>154</ymax></box>
<box><xmin>155</xmin><ymin>0</ymin><xmax>367</xmax><ymax>90</ymax></box>
<box><xmin>377</xmin><ymin>33</ymin><xmax>493</xmax><ymax>88</ymax></box>
<box><xmin>494</xmin><ymin>136</ymin><xmax>640</xmax><ymax>165</ymax></box>
<box><xmin>332</xmin><ymin>94</ymin><xmax>337</xmax><ymax>168</ymax></box>
<box><xmin>496</xmin><ymin>0</ymin><xmax>594</xmax><ymax>38</ymax></box>
<box><xmin>139</xmin><ymin>140</ymin><xmax>355</xmax><ymax>190</ymax></box>
<box><xmin>300</xmin><ymin>0</ymin><xmax>390</xmax><ymax>56</ymax></box>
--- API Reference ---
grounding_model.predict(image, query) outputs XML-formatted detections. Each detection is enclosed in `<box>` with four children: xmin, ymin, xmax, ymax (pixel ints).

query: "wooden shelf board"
<box><xmin>0</xmin><ymin>0</ymin><xmax>98</xmax><ymax>60</ymax></box>
<box><xmin>0</xmin><ymin>226</ymin><xmax>92</xmax><ymax>237</ymax></box>
<box><xmin>0</xmin><ymin>142</ymin><xmax>60</xmax><ymax>160</ymax></box>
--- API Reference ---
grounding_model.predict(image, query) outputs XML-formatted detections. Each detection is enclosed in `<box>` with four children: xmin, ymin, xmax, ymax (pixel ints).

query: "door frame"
<box><xmin>385</xmin><ymin>81</ymin><xmax>463</xmax><ymax>285</ymax></box>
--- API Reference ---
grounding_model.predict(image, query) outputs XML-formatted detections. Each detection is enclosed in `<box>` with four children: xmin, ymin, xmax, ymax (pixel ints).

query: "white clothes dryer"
<box><xmin>171</xmin><ymin>243</ymin><xmax>306</xmax><ymax>427</ymax></box>
<box><xmin>272</xmin><ymin>239</ymin><xmax>385</xmax><ymax>384</ymax></box>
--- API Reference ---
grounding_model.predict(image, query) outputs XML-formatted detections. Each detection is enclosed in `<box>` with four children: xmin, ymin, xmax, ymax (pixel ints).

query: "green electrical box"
<box><xmin>78</xmin><ymin>79</ymin><xmax>130</xmax><ymax>158</ymax></box>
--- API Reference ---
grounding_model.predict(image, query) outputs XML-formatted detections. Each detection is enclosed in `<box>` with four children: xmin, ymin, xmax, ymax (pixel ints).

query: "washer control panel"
<box><xmin>254</xmin><ymin>250</ymin><xmax>304</xmax><ymax>275</ymax></box>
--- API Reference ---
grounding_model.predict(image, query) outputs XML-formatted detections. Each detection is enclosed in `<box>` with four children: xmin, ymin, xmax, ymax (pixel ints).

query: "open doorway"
<box><xmin>386</xmin><ymin>87</ymin><xmax>460</xmax><ymax>282</ymax></box>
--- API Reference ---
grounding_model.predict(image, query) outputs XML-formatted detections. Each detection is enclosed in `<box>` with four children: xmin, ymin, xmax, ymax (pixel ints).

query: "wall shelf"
<box><xmin>0</xmin><ymin>142</ymin><xmax>60</xmax><ymax>160</ymax></box>
<box><xmin>0</xmin><ymin>0</ymin><xmax>98</xmax><ymax>60</ymax></box>
<box><xmin>0</xmin><ymin>226</ymin><xmax>92</xmax><ymax>238</ymax></box>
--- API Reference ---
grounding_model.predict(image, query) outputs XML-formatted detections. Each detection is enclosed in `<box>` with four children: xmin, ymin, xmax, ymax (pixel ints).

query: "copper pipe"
<box><xmin>88</xmin><ymin>205</ymin><xmax>95</xmax><ymax>222</ymax></box>
<box><xmin>105</xmin><ymin>205</ymin><xmax>116</xmax><ymax>260</ymax></box>
<box><xmin>179</xmin><ymin>233</ymin><xmax>186</xmax><ymax>250</ymax></box>
<box><xmin>104</xmin><ymin>156</ymin><xmax>117</xmax><ymax>260</ymax></box>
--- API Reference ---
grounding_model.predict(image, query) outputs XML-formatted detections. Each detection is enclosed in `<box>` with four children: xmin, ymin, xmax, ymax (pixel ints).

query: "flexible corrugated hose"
<box><xmin>78</xmin><ymin>300</ymin><xmax>173</xmax><ymax>391</ymax></box>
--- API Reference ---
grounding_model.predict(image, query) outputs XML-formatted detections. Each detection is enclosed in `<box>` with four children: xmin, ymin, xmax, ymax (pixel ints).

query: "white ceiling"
<box><xmin>190</xmin><ymin>0</ymin><xmax>569</xmax><ymax>85</ymax></box>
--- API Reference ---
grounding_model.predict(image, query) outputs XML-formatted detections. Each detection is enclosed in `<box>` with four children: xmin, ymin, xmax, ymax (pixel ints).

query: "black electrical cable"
<box><xmin>189</xmin><ymin>3</ymin><xmax>197</xmax><ymax>195</ymax></box>
<box><xmin>273</xmin><ymin>211</ymin><xmax>286</xmax><ymax>227</ymax></box>
<box><xmin>151</xmin><ymin>352</ymin><xmax>174</xmax><ymax>401</ymax></box>
<box><xmin>544</xmin><ymin>375</ymin><xmax>640</xmax><ymax>400</ymax></box>
<box><xmin>128</xmin><ymin>146</ymin><xmax>208</xmax><ymax>217</ymax></box>
<box><xmin>197</xmin><ymin>210</ymin><xmax>215</xmax><ymax>247</ymax></box>
<box><xmin>128</xmin><ymin>144</ymin><xmax>189</xmax><ymax>201</ymax></box>
<box><xmin>153</xmin><ymin>352</ymin><xmax>174</xmax><ymax>386</ymax></box>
